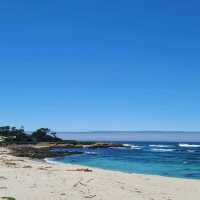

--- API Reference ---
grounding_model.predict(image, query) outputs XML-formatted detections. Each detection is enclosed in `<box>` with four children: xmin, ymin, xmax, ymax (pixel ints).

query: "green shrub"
<box><xmin>1</xmin><ymin>197</ymin><xmax>16</xmax><ymax>200</ymax></box>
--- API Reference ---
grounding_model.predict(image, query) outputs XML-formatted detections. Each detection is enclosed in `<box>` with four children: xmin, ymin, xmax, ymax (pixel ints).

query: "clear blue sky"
<box><xmin>0</xmin><ymin>0</ymin><xmax>200</xmax><ymax>131</ymax></box>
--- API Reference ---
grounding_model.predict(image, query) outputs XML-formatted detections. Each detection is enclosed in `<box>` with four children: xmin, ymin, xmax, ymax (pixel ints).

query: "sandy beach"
<box><xmin>0</xmin><ymin>147</ymin><xmax>199</xmax><ymax>200</ymax></box>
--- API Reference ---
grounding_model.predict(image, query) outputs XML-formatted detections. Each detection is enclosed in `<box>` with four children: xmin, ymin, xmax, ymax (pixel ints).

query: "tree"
<box><xmin>31</xmin><ymin>128</ymin><xmax>61</xmax><ymax>142</ymax></box>
<box><xmin>0</xmin><ymin>126</ymin><xmax>33</xmax><ymax>144</ymax></box>
<box><xmin>31</xmin><ymin>128</ymin><xmax>50</xmax><ymax>142</ymax></box>
<box><xmin>50</xmin><ymin>132</ymin><xmax>57</xmax><ymax>138</ymax></box>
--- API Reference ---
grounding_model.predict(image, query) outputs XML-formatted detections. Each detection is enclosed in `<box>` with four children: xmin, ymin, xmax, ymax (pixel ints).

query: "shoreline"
<box><xmin>44</xmin><ymin>157</ymin><xmax>200</xmax><ymax>181</ymax></box>
<box><xmin>0</xmin><ymin>147</ymin><xmax>200</xmax><ymax>200</ymax></box>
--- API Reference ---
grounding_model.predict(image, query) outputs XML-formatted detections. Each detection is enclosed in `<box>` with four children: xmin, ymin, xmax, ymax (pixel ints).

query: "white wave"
<box><xmin>85</xmin><ymin>151</ymin><xmax>97</xmax><ymax>155</ymax></box>
<box><xmin>130</xmin><ymin>145</ymin><xmax>140</xmax><ymax>149</ymax></box>
<box><xmin>130</xmin><ymin>146</ymin><xmax>142</xmax><ymax>150</ymax></box>
<box><xmin>179</xmin><ymin>144</ymin><xmax>200</xmax><ymax>148</ymax></box>
<box><xmin>151</xmin><ymin>148</ymin><xmax>175</xmax><ymax>152</ymax></box>
<box><xmin>149</xmin><ymin>145</ymin><xmax>172</xmax><ymax>148</ymax></box>
<box><xmin>123</xmin><ymin>144</ymin><xmax>132</xmax><ymax>147</ymax></box>
<box><xmin>123</xmin><ymin>144</ymin><xmax>141</xmax><ymax>149</ymax></box>
<box><xmin>44</xmin><ymin>158</ymin><xmax>65</xmax><ymax>165</ymax></box>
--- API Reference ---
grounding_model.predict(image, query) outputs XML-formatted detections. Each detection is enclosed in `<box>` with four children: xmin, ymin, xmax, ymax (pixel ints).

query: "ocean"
<box><xmin>47</xmin><ymin>141</ymin><xmax>200</xmax><ymax>179</ymax></box>
<box><xmin>48</xmin><ymin>132</ymin><xmax>200</xmax><ymax>179</ymax></box>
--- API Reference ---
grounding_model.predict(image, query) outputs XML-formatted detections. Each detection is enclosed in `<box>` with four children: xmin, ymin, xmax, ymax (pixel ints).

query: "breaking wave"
<box><xmin>123</xmin><ymin>144</ymin><xmax>142</xmax><ymax>149</ymax></box>
<box><xmin>151</xmin><ymin>148</ymin><xmax>175</xmax><ymax>152</ymax></box>
<box><xmin>149</xmin><ymin>144</ymin><xmax>172</xmax><ymax>148</ymax></box>
<box><xmin>179</xmin><ymin>144</ymin><xmax>200</xmax><ymax>148</ymax></box>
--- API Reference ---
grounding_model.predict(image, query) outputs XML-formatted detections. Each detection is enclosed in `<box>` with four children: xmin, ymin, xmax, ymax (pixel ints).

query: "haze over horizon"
<box><xmin>1</xmin><ymin>0</ymin><xmax>200</xmax><ymax>132</ymax></box>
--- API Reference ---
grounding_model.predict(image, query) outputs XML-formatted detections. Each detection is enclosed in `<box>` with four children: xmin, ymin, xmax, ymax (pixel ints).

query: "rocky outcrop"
<box><xmin>8</xmin><ymin>145</ymin><xmax>82</xmax><ymax>159</ymax></box>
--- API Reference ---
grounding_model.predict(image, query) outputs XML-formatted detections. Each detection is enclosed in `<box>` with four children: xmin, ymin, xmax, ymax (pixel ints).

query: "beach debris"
<box><xmin>15</xmin><ymin>159</ymin><xmax>25</xmax><ymax>162</ymax></box>
<box><xmin>5</xmin><ymin>162</ymin><xmax>17</xmax><ymax>167</ymax></box>
<box><xmin>0</xmin><ymin>176</ymin><xmax>7</xmax><ymax>180</ymax></box>
<box><xmin>0</xmin><ymin>187</ymin><xmax>8</xmax><ymax>189</ymax></box>
<box><xmin>84</xmin><ymin>195</ymin><xmax>96</xmax><ymax>199</ymax></box>
<box><xmin>135</xmin><ymin>188</ymin><xmax>142</xmax><ymax>193</ymax></box>
<box><xmin>66</xmin><ymin>168</ymin><xmax>92</xmax><ymax>172</ymax></box>
<box><xmin>38</xmin><ymin>167</ymin><xmax>45</xmax><ymax>170</ymax></box>
<box><xmin>38</xmin><ymin>166</ymin><xmax>50</xmax><ymax>170</ymax></box>
<box><xmin>23</xmin><ymin>165</ymin><xmax>32</xmax><ymax>168</ymax></box>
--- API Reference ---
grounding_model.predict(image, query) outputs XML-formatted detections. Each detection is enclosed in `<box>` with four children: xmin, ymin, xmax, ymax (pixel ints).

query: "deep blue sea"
<box><xmin>47</xmin><ymin>141</ymin><xmax>200</xmax><ymax>179</ymax></box>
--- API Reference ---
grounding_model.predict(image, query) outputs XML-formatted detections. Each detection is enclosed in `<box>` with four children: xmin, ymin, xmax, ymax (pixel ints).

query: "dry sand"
<box><xmin>0</xmin><ymin>147</ymin><xmax>199</xmax><ymax>200</ymax></box>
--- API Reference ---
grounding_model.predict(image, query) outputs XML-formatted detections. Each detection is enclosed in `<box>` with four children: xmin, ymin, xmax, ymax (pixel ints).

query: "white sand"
<box><xmin>0</xmin><ymin>147</ymin><xmax>199</xmax><ymax>200</ymax></box>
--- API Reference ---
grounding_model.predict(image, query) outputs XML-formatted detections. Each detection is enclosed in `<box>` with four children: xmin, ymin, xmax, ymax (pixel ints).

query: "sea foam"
<box><xmin>85</xmin><ymin>151</ymin><xmax>97</xmax><ymax>155</ymax></box>
<box><xmin>149</xmin><ymin>144</ymin><xmax>172</xmax><ymax>148</ymax></box>
<box><xmin>44</xmin><ymin>158</ymin><xmax>65</xmax><ymax>165</ymax></box>
<box><xmin>151</xmin><ymin>148</ymin><xmax>175</xmax><ymax>152</ymax></box>
<box><xmin>179</xmin><ymin>144</ymin><xmax>200</xmax><ymax>148</ymax></box>
<box><xmin>123</xmin><ymin>144</ymin><xmax>141</xmax><ymax>149</ymax></box>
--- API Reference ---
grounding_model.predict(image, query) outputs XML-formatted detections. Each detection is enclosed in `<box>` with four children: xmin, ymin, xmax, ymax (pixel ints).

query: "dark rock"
<box><xmin>8</xmin><ymin>145</ymin><xmax>82</xmax><ymax>159</ymax></box>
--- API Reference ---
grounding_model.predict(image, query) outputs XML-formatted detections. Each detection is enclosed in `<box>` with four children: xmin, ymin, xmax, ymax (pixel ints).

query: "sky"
<box><xmin>0</xmin><ymin>0</ymin><xmax>200</xmax><ymax>131</ymax></box>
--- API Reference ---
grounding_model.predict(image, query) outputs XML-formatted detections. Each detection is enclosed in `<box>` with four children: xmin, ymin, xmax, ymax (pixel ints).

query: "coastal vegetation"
<box><xmin>0</xmin><ymin>126</ymin><xmax>61</xmax><ymax>145</ymax></box>
<box><xmin>1</xmin><ymin>197</ymin><xmax>16</xmax><ymax>200</ymax></box>
<box><xmin>0</xmin><ymin>126</ymin><xmax>123</xmax><ymax>159</ymax></box>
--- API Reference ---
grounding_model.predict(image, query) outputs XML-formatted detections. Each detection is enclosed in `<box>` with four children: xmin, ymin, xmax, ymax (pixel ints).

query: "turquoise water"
<box><xmin>48</xmin><ymin>142</ymin><xmax>200</xmax><ymax>179</ymax></box>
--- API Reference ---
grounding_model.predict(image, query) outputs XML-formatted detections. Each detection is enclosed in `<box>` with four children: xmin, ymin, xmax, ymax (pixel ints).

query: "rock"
<box><xmin>8</xmin><ymin>145</ymin><xmax>82</xmax><ymax>159</ymax></box>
